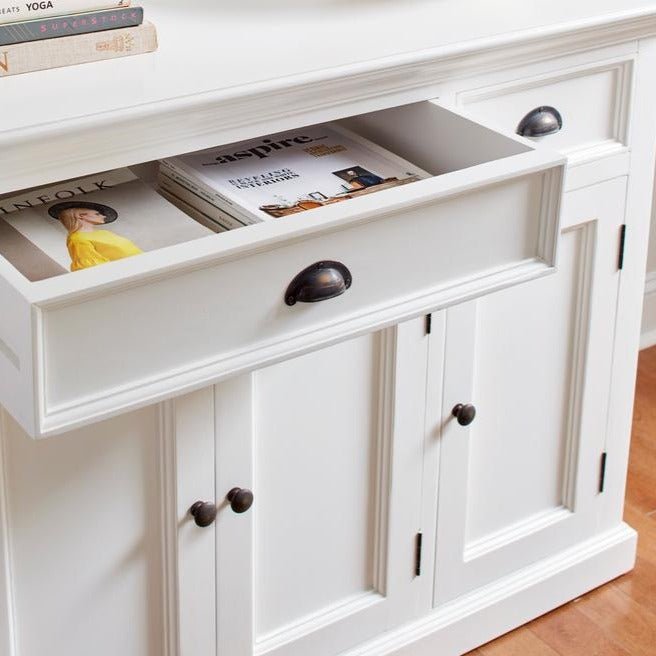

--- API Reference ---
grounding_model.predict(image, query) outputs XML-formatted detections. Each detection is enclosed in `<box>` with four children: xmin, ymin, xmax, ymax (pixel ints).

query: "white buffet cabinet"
<box><xmin>1</xmin><ymin>3</ymin><xmax>656</xmax><ymax>655</ymax></box>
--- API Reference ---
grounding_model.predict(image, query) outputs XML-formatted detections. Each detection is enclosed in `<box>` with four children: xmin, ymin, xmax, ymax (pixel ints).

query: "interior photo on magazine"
<box><xmin>0</xmin><ymin>168</ymin><xmax>212</xmax><ymax>282</ymax></box>
<box><xmin>162</xmin><ymin>123</ymin><xmax>431</xmax><ymax>221</ymax></box>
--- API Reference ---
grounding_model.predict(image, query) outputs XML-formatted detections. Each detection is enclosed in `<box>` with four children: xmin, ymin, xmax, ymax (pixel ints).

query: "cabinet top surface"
<box><xmin>2</xmin><ymin>0</ymin><xmax>656</xmax><ymax>137</ymax></box>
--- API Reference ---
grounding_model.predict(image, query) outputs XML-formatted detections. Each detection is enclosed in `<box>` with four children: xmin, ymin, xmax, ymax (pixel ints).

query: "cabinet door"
<box><xmin>0</xmin><ymin>405</ymin><xmax>170</xmax><ymax>656</ymax></box>
<box><xmin>187</xmin><ymin>317</ymin><xmax>431</xmax><ymax>656</ymax></box>
<box><xmin>430</xmin><ymin>177</ymin><xmax>626</xmax><ymax>604</ymax></box>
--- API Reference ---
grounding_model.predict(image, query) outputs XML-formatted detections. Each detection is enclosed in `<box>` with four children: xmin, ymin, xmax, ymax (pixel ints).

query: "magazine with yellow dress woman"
<box><xmin>48</xmin><ymin>201</ymin><xmax>144</xmax><ymax>271</ymax></box>
<box><xmin>0</xmin><ymin>169</ymin><xmax>214</xmax><ymax>282</ymax></box>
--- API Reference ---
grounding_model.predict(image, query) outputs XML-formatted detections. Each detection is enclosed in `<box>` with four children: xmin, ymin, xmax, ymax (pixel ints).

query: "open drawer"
<box><xmin>0</xmin><ymin>100</ymin><xmax>565</xmax><ymax>437</ymax></box>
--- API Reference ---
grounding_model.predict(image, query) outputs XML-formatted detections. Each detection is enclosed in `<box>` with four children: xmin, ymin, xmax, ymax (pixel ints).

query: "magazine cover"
<box><xmin>0</xmin><ymin>167</ymin><xmax>136</xmax><ymax>215</ymax></box>
<box><xmin>0</xmin><ymin>176</ymin><xmax>212</xmax><ymax>282</ymax></box>
<box><xmin>163</xmin><ymin>124</ymin><xmax>429</xmax><ymax>221</ymax></box>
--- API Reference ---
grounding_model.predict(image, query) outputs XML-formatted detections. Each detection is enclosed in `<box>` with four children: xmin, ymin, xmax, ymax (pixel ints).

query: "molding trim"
<box><xmin>640</xmin><ymin>271</ymin><xmax>656</xmax><ymax>349</ymax></box>
<box><xmin>346</xmin><ymin>524</ymin><xmax>636</xmax><ymax>656</ymax></box>
<box><xmin>372</xmin><ymin>328</ymin><xmax>397</xmax><ymax>596</ymax></box>
<box><xmin>3</xmin><ymin>9</ymin><xmax>656</xmax><ymax>192</ymax></box>
<box><xmin>561</xmin><ymin>221</ymin><xmax>595</xmax><ymax>510</ymax></box>
<box><xmin>158</xmin><ymin>401</ymin><xmax>180</xmax><ymax>656</ymax></box>
<box><xmin>0</xmin><ymin>410</ymin><xmax>17</xmax><ymax>656</ymax></box>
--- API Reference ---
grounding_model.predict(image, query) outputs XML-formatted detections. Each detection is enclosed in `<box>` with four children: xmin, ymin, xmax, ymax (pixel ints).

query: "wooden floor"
<box><xmin>466</xmin><ymin>346</ymin><xmax>656</xmax><ymax>656</ymax></box>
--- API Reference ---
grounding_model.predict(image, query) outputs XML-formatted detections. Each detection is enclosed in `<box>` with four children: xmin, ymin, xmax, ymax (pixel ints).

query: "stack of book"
<box><xmin>0</xmin><ymin>0</ymin><xmax>156</xmax><ymax>77</ymax></box>
<box><xmin>158</xmin><ymin>123</ymin><xmax>430</xmax><ymax>232</ymax></box>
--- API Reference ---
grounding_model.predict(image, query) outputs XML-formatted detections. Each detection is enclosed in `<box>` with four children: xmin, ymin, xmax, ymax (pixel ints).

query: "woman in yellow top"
<box><xmin>48</xmin><ymin>201</ymin><xmax>142</xmax><ymax>272</ymax></box>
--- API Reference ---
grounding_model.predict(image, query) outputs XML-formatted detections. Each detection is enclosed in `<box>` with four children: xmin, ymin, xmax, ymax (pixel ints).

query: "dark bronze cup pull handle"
<box><xmin>517</xmin><ymin>106</ymin><xmax>563</xmax><ymax>138</ymax></box>
<box><xmin>452</xmin><ymin>403</ymin><xmax>477</xmax><ymax>426</ymax></box>
<box><xmin>285</xmin><ymin>261</ymin><xmax>352</xmax><ymax>306</ymax></box>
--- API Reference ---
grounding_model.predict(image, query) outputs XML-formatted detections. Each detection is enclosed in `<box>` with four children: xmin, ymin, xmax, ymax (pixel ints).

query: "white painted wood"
<box><xmin>459</xmin><ymin>56</ymin><xmax>634</xmax><ymax>163</ymax></box>
<box><xmin>343</xmin><ymin>524</ymin><xmax>636</xmax><ymax>656</ymax></box>
<box><xmin>0</xmin><ymin>410</ymin><xmax>17</xmax><ymax>656</ymax></box>
<box><xmin>433</xmin><ymin>177</ymin><xmax>627</xmax><ymax>603</ymax></box>
<box><xmin>0</xmin><ymin>407</ymin><xmax>166</xmax><ymax>656</ymax></box>
<box><xmin>1</xmin><ymin>5</ymin><xmax>655</xmax><ymax>192</ymax></box>
<box><xmin>211</xmin><ymin>318</ymin><xmax>431</xmax><ymax>656</ymax></box>
<box><xmin>447</xmin><ymin>43</ymin><xmax>638</xmax><ymax>196</ymax></box>
<box><xmin>173</xmin><ymin>389</ymin><xmax>217</xmax><ymax>656</ymax></box>
<box><xmin>603</xmin><ymin>36</ymin><xmax>656</xmax><ymax>529</ymax></box>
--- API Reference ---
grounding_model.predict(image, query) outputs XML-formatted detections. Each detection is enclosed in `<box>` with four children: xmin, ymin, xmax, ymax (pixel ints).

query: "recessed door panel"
<box><xmin>254</xmin><ymin>334</ymin><xmax>381</xmax><ymax>639</ymax></box>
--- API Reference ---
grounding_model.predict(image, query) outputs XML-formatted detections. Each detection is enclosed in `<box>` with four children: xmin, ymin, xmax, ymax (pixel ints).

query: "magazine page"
<box><xmin>167</xmin><ymin>124</ymin><xmax>429</xmax><ymax>221</ymax></box>
<box><xmin>0</xmin><ymin>177</ymin><xmax>212</xmax><ymax>282</ymax></box>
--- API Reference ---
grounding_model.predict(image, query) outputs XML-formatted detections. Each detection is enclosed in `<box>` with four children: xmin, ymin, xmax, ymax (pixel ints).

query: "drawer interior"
<box><xmin>0</xmin><ymin>100</ymin><xmax>537</xmax><ymax>295</ymax></box>
<box><xmin>340</xmin><ymin>101</ymin><xmax>531</xmax><ymax>176</ymax></box>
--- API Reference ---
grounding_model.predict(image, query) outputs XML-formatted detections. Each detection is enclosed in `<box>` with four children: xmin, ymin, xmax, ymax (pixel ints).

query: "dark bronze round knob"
<box><xmin>190</xmin><ymin>501</ymin><xmax>217</xmax><ymax>527</ymax></box>
<box><xmin>517</xmin><ymin>106</ymin><xmax>563</xmax><ymax>138</ymax></box>
<box><xmin>452</xmin><ymin>403</ymin><xmax>476</xmax><ymax>426</ymax></box>
<box><xmin>227</xmin><ymin>487</ymin><xmax>254</xmax><ymax>514</ymax></box>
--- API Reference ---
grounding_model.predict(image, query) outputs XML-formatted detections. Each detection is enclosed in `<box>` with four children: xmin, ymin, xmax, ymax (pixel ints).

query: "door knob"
<box><xmin>227</xmin><ymin>487</ymin><xmax>254</xmax><ymax>514</ymax></box>
<box><xmin>189</xmin><ymin>501</ymin><xmax>217</xmax><ymax>527</ymax></box>
<box><xmin>452</xmin><ymin>403</ymin><xmax>476</xmax><ymax>426</ymax></box>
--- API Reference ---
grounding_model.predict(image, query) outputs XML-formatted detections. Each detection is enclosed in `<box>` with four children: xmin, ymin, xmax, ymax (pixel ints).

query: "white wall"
<box><xmin>640</xmin><ymin>183</ymin><xmax>656</xmax><ymax>349</ymax></box>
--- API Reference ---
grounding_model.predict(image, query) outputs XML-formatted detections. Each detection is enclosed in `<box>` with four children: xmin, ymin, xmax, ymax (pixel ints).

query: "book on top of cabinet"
<box><xmin>0</xmin><ymin>171</ymin><xmax>213</xmax><ymax>282</ymax></box>
<box><xmin>0</xmin><ymin>0</ymin><xmax>130</xmax><ymax>25</ymax></box>
<box><xmin>0</xmin><ymin>6</ymin><xmax>143</xmax><ymax>46</ymax></box>
<box><xmin>0</xmin><ymin>21</ymin><xmax>156</xmax><ymax>76</ymax></box>
<box><xmin>160</xmin><ymin>124</ymin><xmax>430</xmax><ymax>222</ymax></box>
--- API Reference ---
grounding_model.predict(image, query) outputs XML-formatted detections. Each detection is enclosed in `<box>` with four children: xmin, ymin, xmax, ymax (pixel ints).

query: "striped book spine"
<box><xmin>0</xmin><ymin>7</ymin><xmax>143</xmax><ymax>46</ymax></box>
<box><xmin>0</xmin><ymin>21</ymin><xmax>156</xmax><ymax>76</ymax></box>
<box><xmin>0</xmin><ymin>1</ymin><xmax>130</xmax><ymax>25</ymax></box>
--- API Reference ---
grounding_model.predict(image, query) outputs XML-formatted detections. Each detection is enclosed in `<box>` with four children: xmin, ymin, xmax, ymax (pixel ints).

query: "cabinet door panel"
<box><xmin>433</xmin><ymin>177</ymin><xmax>625</xmax><ymax>604</ymax></box>
<box><xmin>0</xmin><ymin>407</ymin><xmax>166</xmax><ymax>656</ymax></box>
<box><xmin>211</xmin><ymin>318</ymin><xmax>431</xmax><ymax>656</ymax></box>
<box><xmin>254</xmin><ymin>335</ymin><xmax>381</xmax><ymax>637</ymax></box>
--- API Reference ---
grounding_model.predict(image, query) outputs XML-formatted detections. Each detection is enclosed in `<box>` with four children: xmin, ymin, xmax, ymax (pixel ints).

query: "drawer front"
<box><xmin>457</xmin><ymin>57</ymin><xmax>634</xmax><ymax>169</ymax></box>
<box><xmin>38</xmin><ymin>169</ymin><xmax>560</xmax><ymax>433</ymax></box>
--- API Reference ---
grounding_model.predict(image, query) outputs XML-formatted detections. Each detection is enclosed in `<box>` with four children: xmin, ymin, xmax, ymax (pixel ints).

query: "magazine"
<box><xmin>0</xmin><ymin>174</ymin><xmax>212</xmax><ymax>282</ymax></box>
<box><xmin>0</xmin><ymin>167</ymin><xmax>136</xmax><ymax>215</ymax></box>
<box><xmin>157</xmin><ymin>171</ymin><xmax>250</xmax><ymax>231</ymax></box>
<box><xmin>161</xmin><ymin>124</ymin><xmax>430</xmax><ymax>222</ymax></box>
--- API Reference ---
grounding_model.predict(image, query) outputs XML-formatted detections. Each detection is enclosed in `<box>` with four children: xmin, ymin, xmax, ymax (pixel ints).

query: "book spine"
<box><xmin>158</xmin><ymin>188</ymin><xmax>229</xmax><ymax>234</ymax></box>
<box><xmin>158</xmin><ymin>173</ymin><xmax>252</xmax><ymax>231</ymax></box>
<box><xmin>0</xmin><ymin>7</ymin><xmax>143</xmax><ymax>46</ymax></box>
<box><xmin>0</xmin><ymin>21</ymin><xmax>156</xmax><ymax>76</ymax></box>
<box><xmin>0</xmin><ymin>1</ymin><xmax>130</xmax><ymax>25</ymax></box>
<box><xmin>159</xmin><ymin>160</ymin><xmax>260</xmax><ymax>224</ymax></box>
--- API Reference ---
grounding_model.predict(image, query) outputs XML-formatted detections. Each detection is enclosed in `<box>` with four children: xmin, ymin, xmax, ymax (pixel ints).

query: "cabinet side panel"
<box><xmin>606</xmin><ymin>37</ymin><xmax>656</xmax><ymax>526</ymax></box>
<box><xmin>2</xmin><ymin>407</ymin><xmax>165</xmax><ymax>656</ymax></box>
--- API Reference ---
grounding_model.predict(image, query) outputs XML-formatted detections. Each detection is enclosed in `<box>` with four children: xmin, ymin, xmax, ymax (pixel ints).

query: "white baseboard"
<box><xmin>346</xmin><ymin>524</ymin><xmax>637</xmax><ymax>656</ymax></box>
<box><xmin>641</xmin><ymin>272</ymin><xmax>656</xmax><ymax>349</ymax></box>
